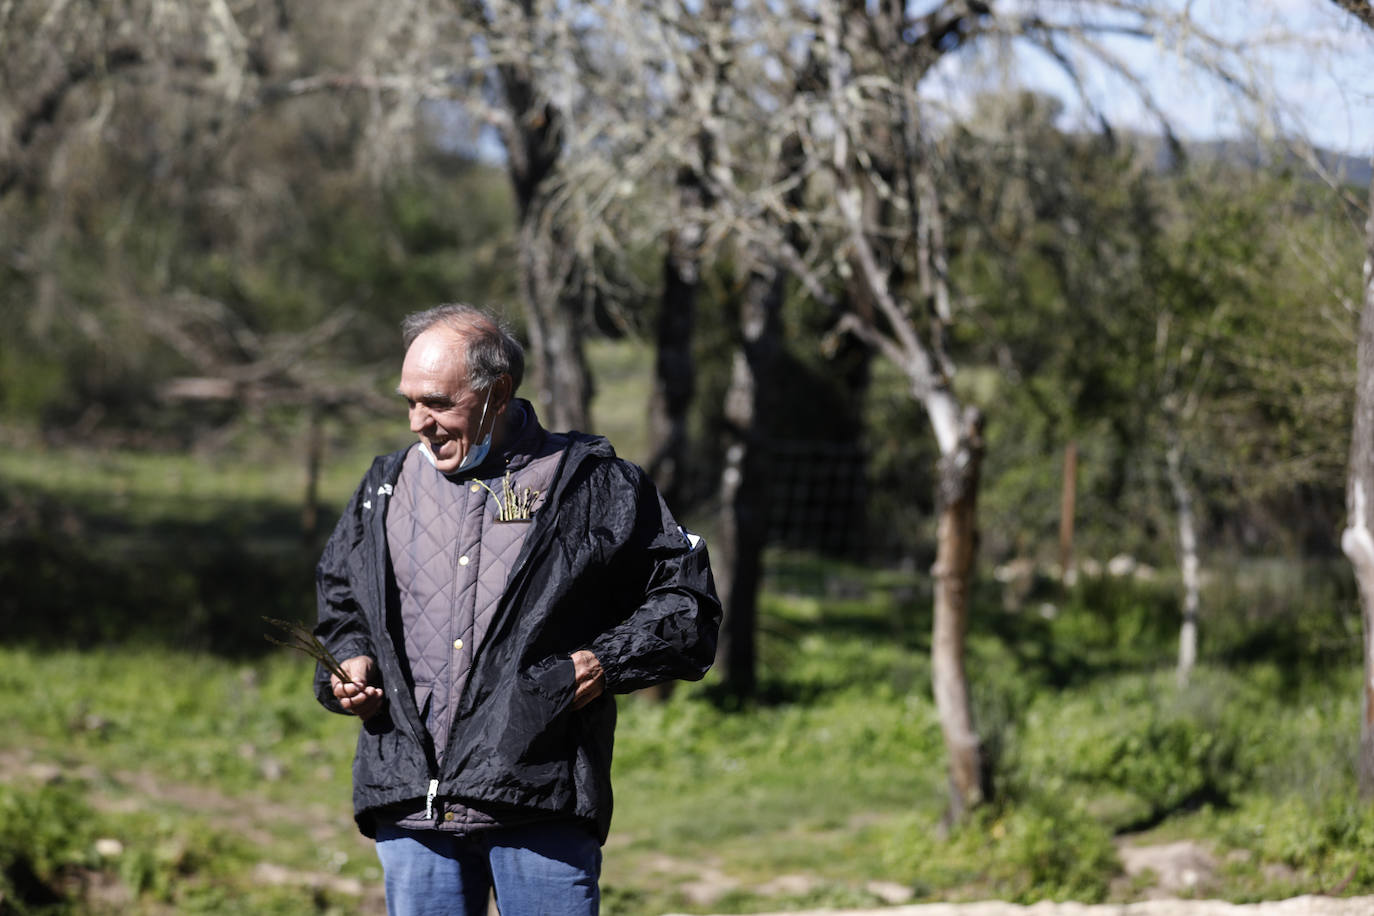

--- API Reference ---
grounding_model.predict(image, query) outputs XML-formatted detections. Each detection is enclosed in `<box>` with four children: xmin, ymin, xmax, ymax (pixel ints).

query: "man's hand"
<box><xmin>332</xmin><ymin>655</ymin><xmax>384</xmax><ymax>720</ymax></box>
<box><xmin>571</xmin><ymin>650</ymin><xmax>605</xmax><ymax>710</ymax></box>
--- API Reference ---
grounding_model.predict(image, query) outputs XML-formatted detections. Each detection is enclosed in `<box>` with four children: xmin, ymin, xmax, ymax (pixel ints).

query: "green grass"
<box><xmin>2</xmin><ymin>414</ymin><xmax>1373</xmax><ymax>913</ymax></box>
<box><xmin>6</xmin><ymin>571</ymin><xmax>1370</xmax><ymax>914</ymax></box>
<box><xmin>586</xmin><ymin>338</ymin><xmax>655</xmax><ymax>465</ymax></box>
<box><xmin>0</xmin><ymin>650</ymin><xmax>376</xmax><ymax>914</ymax></box>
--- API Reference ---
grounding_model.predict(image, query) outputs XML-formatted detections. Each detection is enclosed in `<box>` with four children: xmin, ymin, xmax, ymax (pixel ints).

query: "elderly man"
<box><xmin>312</xmin><ymin>304</ymin><xmax>720</xmax><ymax>915</ymax></box>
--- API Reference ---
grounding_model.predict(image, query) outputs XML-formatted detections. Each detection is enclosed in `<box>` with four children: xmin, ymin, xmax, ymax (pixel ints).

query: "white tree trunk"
<box><xmin>1341</xmin><ymin>163</ymin><xmax>1374</xmax><ymax>795</ymax></box>
<box><xmin>1166</xmin><ymin>432</ymin><xmax>1201</xmax><ymax>688</ymax></box>
<box><xmin>929</xmin><ymin>400</ymin><xmax>986</xmax><ymax>819</ymax></box>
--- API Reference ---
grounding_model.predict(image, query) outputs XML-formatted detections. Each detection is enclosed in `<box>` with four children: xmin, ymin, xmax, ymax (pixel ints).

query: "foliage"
<box><xmin>0</xmin><ymin>782</ymin><xmax>97</xmax><ymax>914</ymax></box>
<box><xmin>959</xmin><ymin>127</ymin><xmax>1358</xmax><ymax>566</ymax></box>
<box><xmin>879</xmin><ymin>798</ymin><xmax>1120</xmax><ymax>904</ymax></box>
<box><xmin>1</xmin><ymin>100</ymin><xmax>516</xmax><ymax>440</ymax></box>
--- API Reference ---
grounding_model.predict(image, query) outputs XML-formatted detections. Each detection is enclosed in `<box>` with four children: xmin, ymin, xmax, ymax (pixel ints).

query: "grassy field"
<box><xmin>3</xmin><ymin>361</ymin><xmax>1373</xmax><ymax>913</ymax></box>
<box><xmin>2</xmin><ymin>544</ymin><xmax>1370</xmax><ymax>914</ymax></box>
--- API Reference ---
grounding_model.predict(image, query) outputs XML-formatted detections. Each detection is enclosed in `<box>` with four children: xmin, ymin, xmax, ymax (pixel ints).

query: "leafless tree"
<box><xmin>1331</xmin><ymin>1</ymin><xmax>1374</xmax><ymax>30</ymax></box>
<box><xmin>644</xmin><ymin>1</ymin><xmax>731</xmax><ymax>512</ymax></box>
<box><xmin>247</xmin><ymin>0</ymin><xmax>659</xmax><ymax>430</ymax></box>
<box><xmin>1154</xmin><ymin>315</ymin><xmax>1211</xmax><ymax>688</ymax></box>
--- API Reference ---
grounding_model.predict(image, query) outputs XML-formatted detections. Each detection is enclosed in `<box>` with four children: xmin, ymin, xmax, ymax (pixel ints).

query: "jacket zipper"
<box><xmin>425</xmin><ymin>778</ymin><xmax>440</xmax><ymax>820</ymax></box>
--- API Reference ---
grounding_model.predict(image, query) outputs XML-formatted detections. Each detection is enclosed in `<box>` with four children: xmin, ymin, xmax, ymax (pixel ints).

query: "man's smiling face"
<box><xmin>397</xmin><ymin>327</ymin><xmax>494</xmax><ymax>474</ymax></box>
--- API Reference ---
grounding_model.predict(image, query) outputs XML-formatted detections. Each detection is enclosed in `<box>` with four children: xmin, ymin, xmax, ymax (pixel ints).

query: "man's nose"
<box><xmin>409</xmin><ymin>404</ymin><xmax>431</xmax><ymax>433</ymax></box>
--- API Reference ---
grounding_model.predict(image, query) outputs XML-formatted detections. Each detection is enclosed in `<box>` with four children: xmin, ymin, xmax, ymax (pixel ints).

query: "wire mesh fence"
<box><xmin>673</xmin><ymin>437</ymin><xmax>932</xmax><ymax>569</ymax></box>
<box><xmin>763</xmin><ymin>439</ymin><xmax>872</xmax><ymax>558</ymax></box>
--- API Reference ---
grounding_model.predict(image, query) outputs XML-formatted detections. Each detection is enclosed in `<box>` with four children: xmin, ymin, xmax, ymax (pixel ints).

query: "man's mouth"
<box><xmin>428</xmin><ymin>438</ymin><xmax>462</xmax><ymax>459</ymax></box>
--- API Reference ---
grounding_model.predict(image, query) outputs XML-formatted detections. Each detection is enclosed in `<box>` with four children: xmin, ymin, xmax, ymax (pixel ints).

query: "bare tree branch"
<box><xmin>1331</xmin><ymin>0</ymin><xmax>1374</xmax><ymax>31</ymax></box>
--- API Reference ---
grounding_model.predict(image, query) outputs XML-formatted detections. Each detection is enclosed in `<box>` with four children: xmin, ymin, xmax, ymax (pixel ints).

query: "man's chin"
<box><xmin>426</xmin><ymin>443</ymin><xmax>466</xmax><ymax>473</ymax></box>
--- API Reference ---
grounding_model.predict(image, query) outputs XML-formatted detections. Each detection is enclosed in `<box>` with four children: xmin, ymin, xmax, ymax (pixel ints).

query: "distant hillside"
<box><xmin>1129</xmin><ymin>133</ymin><xmax>1372</xmax><ymax>188</ymax></box>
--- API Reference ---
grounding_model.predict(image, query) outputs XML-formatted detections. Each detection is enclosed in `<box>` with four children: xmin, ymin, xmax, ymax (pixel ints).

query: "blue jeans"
<box><xmin>375</xmin><ymin>821</ymin><xmax>601</xmax><ymax>916</ymax></box>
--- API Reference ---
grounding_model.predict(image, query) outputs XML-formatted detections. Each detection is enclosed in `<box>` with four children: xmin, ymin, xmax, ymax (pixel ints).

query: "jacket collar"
<box><xmin>495</xmin><ymin>399</ymin><xmax>548</xmax><ymax>473</ymax></box>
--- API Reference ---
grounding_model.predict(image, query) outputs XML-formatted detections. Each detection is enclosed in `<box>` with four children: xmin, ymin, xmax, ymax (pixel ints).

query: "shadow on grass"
<box><xmin>1112</xmin><ymin>785</ymin><xmax>1235</xmax><ymax>835</ymax></box>
<box><xmin>744</xmin><ymin>556</ymin><xmax>1359</xmax><ymax>712</ymax></box>
<box><xmin>0</xmin><ymin>485</ymin><xmax>325</xmax><ymax>655</ymax></box>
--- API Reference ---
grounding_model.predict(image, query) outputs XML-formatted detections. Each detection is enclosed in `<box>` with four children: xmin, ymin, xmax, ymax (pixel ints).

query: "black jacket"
<box><xmin>313</xmin><ymin>431</ymin><xmax>720</xmax><ymax>841</ymax></box>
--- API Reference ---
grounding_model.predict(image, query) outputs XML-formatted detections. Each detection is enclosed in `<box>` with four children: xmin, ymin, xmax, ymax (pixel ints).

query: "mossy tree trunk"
<box><xmin>497</xmin><ymin>23</ymin><xmax>592</xmax><ymax>432</ymax></box>
<box><xmin>713</xmin><ymin>261</ymin><xmax>784</xmax><ymax>700</ymax></box>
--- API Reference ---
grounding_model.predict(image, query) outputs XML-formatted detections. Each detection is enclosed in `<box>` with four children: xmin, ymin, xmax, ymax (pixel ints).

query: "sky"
<box><xmin>930</xmin><ymin>0</ymin><xmax>1374</xmax><ymax>158</ymax></box>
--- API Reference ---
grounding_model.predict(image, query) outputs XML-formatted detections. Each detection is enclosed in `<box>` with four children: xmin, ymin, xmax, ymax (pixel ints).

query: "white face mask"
<box><xmin>419</xmin><ymin>387</ymin><xmax>495</xmax><ymax>475</ymax></box>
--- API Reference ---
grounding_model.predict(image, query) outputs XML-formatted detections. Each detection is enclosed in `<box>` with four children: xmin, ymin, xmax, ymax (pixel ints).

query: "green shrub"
<box><xmin>994</xmin><ymin>800</ymin><xmax>1120</xmax><ymax>902</ymax></box>
<box><xmin>1004</xmin><ymin>671</ymin><xmax>1259</xmax><ymax>830</ymax></box>
<box><xmin>881</xmin><ymin>798</ymin><xmax>1119</xmax><ymax>904</ymax></box>
<box><xmin>1224</xmin><ymin>795</ymin><xmax>1374</xmax><ymax>877</ymax></box>
<box><xmin>0</xmin><ymin>782</ymin><xmax>98</xmax><ymax>914</ymax></box>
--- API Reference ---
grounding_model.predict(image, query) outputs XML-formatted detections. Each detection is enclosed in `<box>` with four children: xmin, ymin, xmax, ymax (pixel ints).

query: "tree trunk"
<box><xmin>638</xmin><ymin>192</ymin><xmax>704</xmax><ymax>705</ymax></box>
<box><xmin>1342</xmin><ymin>163</ymin><xmax>1374</xmax><ymax>796</ymax></box>
<box><xmin>646</xmin><ymin>0</ymin><xmax>729</xmax><ymax>506</ymax></box>
<box><xmin>510</xmin><ymin>164</ymin><xmax>592</xmax><ymax>432</ymax></box>
<box><xmin>499</xmin><ymin>49</ymin><xmax>592</xmax><ymax>432</ymax></box>
<box><xmin>930</xmin><ymin>403</ymin><xmax>987</xmax><ymax>820</ymax></box>
<box><xmin>520</xmin><ymin>254</ymin><xmax>592</xmax><ymax>431</ymax></box>
<box><xmin>1166</xmin><ymin>431</ymin><xmax>1201</xmax><ymax>688</ymax></box>
<box><xmin>714</xmin><ymin>261</ymin><xmax>784</xmax><ymax>700</ymax></box>
<box><xmin>646</xmin><ymin>183</ymin><xmax>703</xmax><ymax>509</ymax></box>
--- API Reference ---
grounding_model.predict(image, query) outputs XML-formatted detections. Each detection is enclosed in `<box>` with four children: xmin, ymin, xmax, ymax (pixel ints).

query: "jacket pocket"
<box><xmin>523</xmin><ymin>654</ymin><xmax>576</xmax><ymax>705</ymax></box>
<box><xmin>444</xmin><ymin>655</ymin><xmax>576</xmax><ymax>807</ymax></box>
<box><xmin>491</xmin><ymin>655</ymin><xmax>576</xmax><ymax>766</ymax></box>
<box><xmin>355</xmin><ymin>708</ymin><xmax>411</xmax><ymax>789</ymax></box>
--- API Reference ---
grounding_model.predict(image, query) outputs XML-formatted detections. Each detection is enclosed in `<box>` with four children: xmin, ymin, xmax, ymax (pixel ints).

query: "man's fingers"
<box><xmin>570</xmin><ymin>651</ymin><xmax>606</xmax><ymax>710</ymax></box>
<box><xmin>333</xmin><ymin>675</ymin><xmax>382</xmax><ymax>715</ymax></box>
<box><xmin>348</xmin><ymin>693</ymin><xmax>384</xmax><ymax>720</ymax></box>
<box><xmin>332</xmin><ymin>677</ymin><xmax>363</xmax><ymax>699</ymax></box>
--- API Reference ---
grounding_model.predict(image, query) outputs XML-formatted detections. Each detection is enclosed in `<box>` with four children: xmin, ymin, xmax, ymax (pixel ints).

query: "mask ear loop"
<box><xmin>457</xmin><ymin>386</ymin><xmax>496</xmax><ymax>469</ymax></box>
<box><xmin>473</xmin><ymin>387</ymin><xmax>494</xmax><ymax>442</ymax></box>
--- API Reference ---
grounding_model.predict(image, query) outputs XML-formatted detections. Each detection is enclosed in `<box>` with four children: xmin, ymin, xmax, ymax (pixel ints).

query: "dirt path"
<box><xmin>1</xmin><ymin>745</ymin><xmax>385</xmax><ymax>911</ymax></box>
<box><xmin>6</xmin><ymin>747</ymin><xmax>1371</xmax><ymax>916</ymax></box>
<box><xmin>683</xmin><ymin>899</ymin><xmax>1374</xmax><ymax>916</ymax></box>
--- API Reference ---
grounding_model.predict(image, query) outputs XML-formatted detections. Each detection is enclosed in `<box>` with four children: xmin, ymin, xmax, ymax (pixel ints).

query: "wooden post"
<box><xmin>302</xmin><ymin>404</ymin><xmax>323</xmax><ymax>543</ymax></box>
<box><xmin>1059</xmin><ymin>441</ymin><xmax>1078</xmax><ymax>583</ymax></box>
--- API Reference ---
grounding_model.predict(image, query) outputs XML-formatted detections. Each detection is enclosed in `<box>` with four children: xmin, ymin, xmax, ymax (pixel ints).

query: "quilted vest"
<box><xmin>383</xmin><ymin>405</ymin><xmax>566</xmax><ymax>831</ymax></box>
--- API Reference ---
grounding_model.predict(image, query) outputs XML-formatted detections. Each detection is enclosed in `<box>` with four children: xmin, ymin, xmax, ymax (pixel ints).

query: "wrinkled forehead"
<box><xmin>401</xmin><ymin>328</ymin><xmax>468</xmax><ymax>389</ymax></box>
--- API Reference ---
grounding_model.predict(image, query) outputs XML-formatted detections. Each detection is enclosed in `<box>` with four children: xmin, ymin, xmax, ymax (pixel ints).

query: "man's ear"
<box><xmin>495</xmin><ymin>374</ymin><xmax>515</xmax><ymax>412</ymax></box>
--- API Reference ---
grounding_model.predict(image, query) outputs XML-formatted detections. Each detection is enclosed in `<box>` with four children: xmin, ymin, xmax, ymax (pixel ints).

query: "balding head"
<box><xmin>401</xmin><ymin>304</ymin><xmax>525</xmax><ymax>394</ymax></box>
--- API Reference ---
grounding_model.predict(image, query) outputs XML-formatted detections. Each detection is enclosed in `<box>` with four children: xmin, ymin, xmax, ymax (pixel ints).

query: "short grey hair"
<box><xmin>401</xmin><ymin>304</ymin><xmax>525</xmax><ymax>393</ymax></box>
